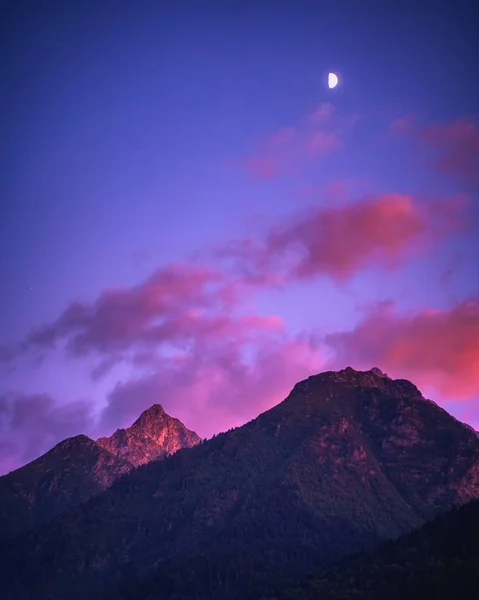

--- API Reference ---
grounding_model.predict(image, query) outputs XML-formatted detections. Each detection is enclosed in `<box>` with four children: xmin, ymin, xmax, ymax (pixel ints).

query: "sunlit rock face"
<box><xmin>97</xmin><ymin>404</ymin><xmax>201</xmax><ymax>467</ymax></box>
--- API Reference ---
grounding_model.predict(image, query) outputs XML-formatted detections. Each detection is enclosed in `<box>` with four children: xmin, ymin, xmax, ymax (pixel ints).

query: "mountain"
<box><xmin>0</xmin><ymin>435</ymin><xmax>131</xmax><ymax>541</ymax></box>
<box><xmin>97</xmin><ymin>404</ymin><xmax>201</xmax><ymax>467</ymax></box>
<box><xmin>264</xmin><ymin>498</ymin><xmax>479</xmax><ymax>600</ymax></box>
<box><xmin>3</xmin><ymin>367</ymin><xmax>479</xmax><ymax>600</ymax></box>
<box><xmin>0</xmin><ymin>405</ymin><xmax>201</xmax><ymax>541</ymax></box>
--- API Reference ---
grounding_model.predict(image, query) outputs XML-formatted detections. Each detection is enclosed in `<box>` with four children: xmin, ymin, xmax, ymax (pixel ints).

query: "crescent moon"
<box><xmin>328</xmin><ymin>73</ymin><xmax>338</xmax><ymax>89</ymax></box>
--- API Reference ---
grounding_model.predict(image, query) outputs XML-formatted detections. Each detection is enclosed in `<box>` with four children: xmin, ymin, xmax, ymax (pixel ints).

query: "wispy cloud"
<box><xmin>243</xmin><ymin>103</ymin><xmax>354</xmax><ymax>179</ymax></box>
<box><xmin>98</xmin><ymin>334</ymin><xmax>322</xmax><ymax>439</ymax></box>
<box><xmin>390</xmin><ymin>114</ymin><xmax>479</xmax><ymax>189</ymax></box>
<box><xmin>219</xmin><ymin>193</ymin><xmax>464</xmax><ymax>282</ymax></box>
<box><xmin>2</xmin><ymin>189</ymin><xmax>466</xmax><ymax>380</ymax></box>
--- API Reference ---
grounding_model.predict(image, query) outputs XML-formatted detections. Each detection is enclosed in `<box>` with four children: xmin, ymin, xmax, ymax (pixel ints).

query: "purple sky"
<box><xmin>1</xmin><ymin>0</ymin><xmax>478</xmax><ymax>474</ymax></box>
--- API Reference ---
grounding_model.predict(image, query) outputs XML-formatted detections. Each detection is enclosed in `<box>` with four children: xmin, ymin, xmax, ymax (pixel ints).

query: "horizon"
<box><xmin>1</xmin><ymin>0</ymin><xmax>478</xmax><ymax>475</ymax></box>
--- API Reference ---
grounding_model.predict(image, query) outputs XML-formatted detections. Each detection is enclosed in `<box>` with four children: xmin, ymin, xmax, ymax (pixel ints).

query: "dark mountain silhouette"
<box><xmin>263</xmin><ymin>498</ymin><xmax>479</xmax><ymax>600</ymax></box>
<box><xmin>2</xmin><ymin>367</ymin><xmax>479</xmax><ymax>600</ymax></box>
<box><xmin>0</xmin><ymin>405</ymin><xmax>201</xmax><ymax>541</ymax></box>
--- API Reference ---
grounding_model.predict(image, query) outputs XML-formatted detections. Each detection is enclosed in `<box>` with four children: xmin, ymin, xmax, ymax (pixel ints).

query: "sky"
<box><xmin>1</xmin><ymin>0</ymin><xmax>478</xmax><ymax>474</ymax></box>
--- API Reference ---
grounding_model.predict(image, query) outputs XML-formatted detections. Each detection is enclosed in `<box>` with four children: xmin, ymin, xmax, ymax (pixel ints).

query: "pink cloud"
<box><xmin>5</xmin><ymin>189</ymin><xmax>466</xmax><ymax>385</ymax></box>
<box><xmin>308</xmin><ymin>103</ymin><xmax>336</xmax><ymax>124</ymax></box>
<box><xmin>25</xmin><ymin>263</ymin><xmax>225</xmax><ymax>355</ymax></box>
<box><xmin>326</xmin><ymin>297</ymin><xmax>479</xmax><ymax>400</ymax></box>
<box><xmin>390</xmin><ymin>114</ymin><xmax>479</xmax><ymax>188</ymax></box>
<box><xmin>18</xmin><ymin>261</ymin><xmax>288</xmax><ymax>379</ymax></box>
<box><xmin>243</xmin><ymin>103</ymin><xmax>348</xmax><ymax>179</ymax></box>
<box><xmin>422</xmin><ymin>118</ymin><xmax>479</xmax><ymax>186</ymax></box>
<box><xmin>223</xmin><ymin>193</ymin><xmax>464</xmax><ymax>283</ymax></box>
<box><xmin>245</xmin><ymin>156</ymin><xmax>282</xmax><ymax>179</ymax></box>
<box><xmin>306</xmin><ymin>130</ymin><xmax>342</xmax><ymax>155</ymax></box>
<box><xmin>389</xmin><ymin>115</ymin><xmax>415</xmax><ymax>136</ymax></box>
<box><xmin>98</xmin><ymin>334</ymin><xmax>322</xmax><ymax>439</ymax></box>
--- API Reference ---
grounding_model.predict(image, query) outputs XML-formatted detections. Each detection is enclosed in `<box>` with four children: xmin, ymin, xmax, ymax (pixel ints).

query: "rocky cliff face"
<box><xmin>97</xmin><ymin>404</ymin><xmax>201</xmax><ymax>467</ymax></box>
<box><xmin>3</xmin><ymin>367</ymin><xmax>479</xmax><ymax>600</ymax></box>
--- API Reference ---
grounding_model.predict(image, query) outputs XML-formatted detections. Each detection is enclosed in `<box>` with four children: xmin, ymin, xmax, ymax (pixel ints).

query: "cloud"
<box><xmin>97</xmin><ymin>333</ymin><xmax>322</xmax><ymax>439</ymax></box>
<box><xmin>389</xmin><ymin>115</ymin><xmax>415</xmax><ymax>136</ymax></box>
<box><xmin>23</xmin><ymin>263</ymin><xmax>230</xmax><ymax>362</ymax></box>
<box><xmin>326</xmin><ymin>297</ymin><xmax>479</xmax><ymax>400</ymax></box>
<box><xmin>390</xmin><ymin>115</ymin><xmax>479</xmax><ymax>188</ymax></box>
<box><xmin>0</xmin><ymin>393</ymin><xmax>93</xmax><ymax>475</ymax></box>
<box><xmin>243</xmin><ymin>103</ymin><xmax>350</xmax><ymax>179</ymax></box>
<box><xmin>421</xmin><ymin>118</ymin><xmax>479</xmax><ymax>187</ymax></box>
<box><xmin>14</xmin><ymin>260</ymin><xmax>291</xmax><ymax>381</ymax></box>
<box><xmin>221</xmin><ymin>193</ymin><xmax>464</xmax><ymax>283</ymax></box>
<box><xmin>4</xmin><ymin>190</ymin><xmax>466</xmax><ymax>382</ymax></box>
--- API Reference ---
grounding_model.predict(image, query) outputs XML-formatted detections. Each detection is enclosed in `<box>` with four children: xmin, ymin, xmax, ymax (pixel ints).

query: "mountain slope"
<box><xmin>0</xmin><ymin>405</ymin><xmax>201</xmax><ymax>541</ymax></box>
<box><xmin>3</xmin><ymin>368</ymin><xmax>479</xmax><ymax>600</ymax></box>
<box><xmin>97</xmin><ymin>404</ymin><xmax>201</xmax><ymax>467</ymax></box>
<box><xmin>264</xmin><ymin>498</ymin><xmax>479</xmax><ymax>600</ymax></box>
<box><xmin>0</xmin><ymin>435</ymin><xmax>131</xmax><ymax>540</ymax></box>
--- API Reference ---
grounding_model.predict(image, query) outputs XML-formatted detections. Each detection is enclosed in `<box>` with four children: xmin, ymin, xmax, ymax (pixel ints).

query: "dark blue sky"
<box><xmin>1</xmin><ymin>0</ymin><xmax>478</xmax><ymax>473</ymax></box>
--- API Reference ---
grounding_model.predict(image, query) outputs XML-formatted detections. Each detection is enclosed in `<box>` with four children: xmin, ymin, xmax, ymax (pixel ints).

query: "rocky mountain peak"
<box><xmin>289</xmin><ymin>366</ymin><xmax>424</xmax><ymax>403</ymax></box>
<box><xmin>131</xmin><ymin>403</ymin><xmax>168</xmax><ymax>431</ymax></box>
<box><xmin>52</xmin><ymin>434</ymin><xmax>96</xmax><ymax>452</ymax></box>
<box><xmin>136</xmin><ymin>403</ymin><xmax>166</xmax><ymax>418</ymax></box>
<box><xmin>97</xmin><ymin>404</ymin><xmax>201</xmax><ymax>467</ymax></box>
<box><xmin>332</xmin><ymin>366</ymin><xmax>406</xmax><ymax>389</ymax></box>
<box><xmin>369</xmin><ymin>366</ymin><xmax>390</xmax><ymax>378</ymax></box>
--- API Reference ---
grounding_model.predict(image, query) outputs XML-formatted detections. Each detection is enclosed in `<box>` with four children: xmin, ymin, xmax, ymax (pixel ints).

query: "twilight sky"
<box><xmin>1</xmin><ymin>0</ymin><xmax>479</xmax><ymax>474</ymax></box>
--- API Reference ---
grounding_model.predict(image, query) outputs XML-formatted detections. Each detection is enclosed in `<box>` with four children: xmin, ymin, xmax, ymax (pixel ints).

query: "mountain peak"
<box><xmin>328</xmin><ymin>366</ymin><xmax>419</xmax><ymax>396</ymax></box>
<box><xmin>0</xmin><ymin>433</ymin><xmax>132</xmax><ymax>540</ymax></box>
<box><xmin>286</xmin><ymin>367</ymin><xmax>426</xmax><ymax>420</ymax></box>
<box><xmin>370</xmin><ymin>366</ymin><xmax>390</xmax><ymax>378</ymax></box>
<box><xmin>142</xmin><ymin>403</ymin><xmax>165</xmax><ymax>415</ymax></box>
<box><xmin>132</xmin><ymin>403</ymin><xmax>166</xmax><ymax>427</ymax></box>
<box><xmin>52</xmin><ymin>434</ymin><xmax>97</xmax><ymax>452</ymax></box>
<box><xmin>292</xmin><ymin>366</ymin><xmax>411</xmax><ymax>389</ymax></box>
<box><xmin>97</xmin><ymin>404</ymin><xmax>201</xmax><ymax>467</ymax></box>
<box><xmin>334</xmin><ymin>366</ymin><xmax>393</xmax><ymax>384</ymax></box>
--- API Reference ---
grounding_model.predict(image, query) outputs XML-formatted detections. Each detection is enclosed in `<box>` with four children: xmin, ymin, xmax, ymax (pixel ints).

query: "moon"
<box><xmin>328</xmin><ymin>72</ymin><xmax>338</xmax><ymax>89</ymax></box>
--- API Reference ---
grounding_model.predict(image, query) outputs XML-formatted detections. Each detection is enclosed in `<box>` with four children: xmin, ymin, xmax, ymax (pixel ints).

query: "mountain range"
<box><xmin>2</xmin><ymin>367</ymin><xmax>479</xmax><ymax>600</ymax></box>
<box><xmin>0</xmin><ymin>404</ymin><xmax>201</xmax><ymax>540</ymax></box>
